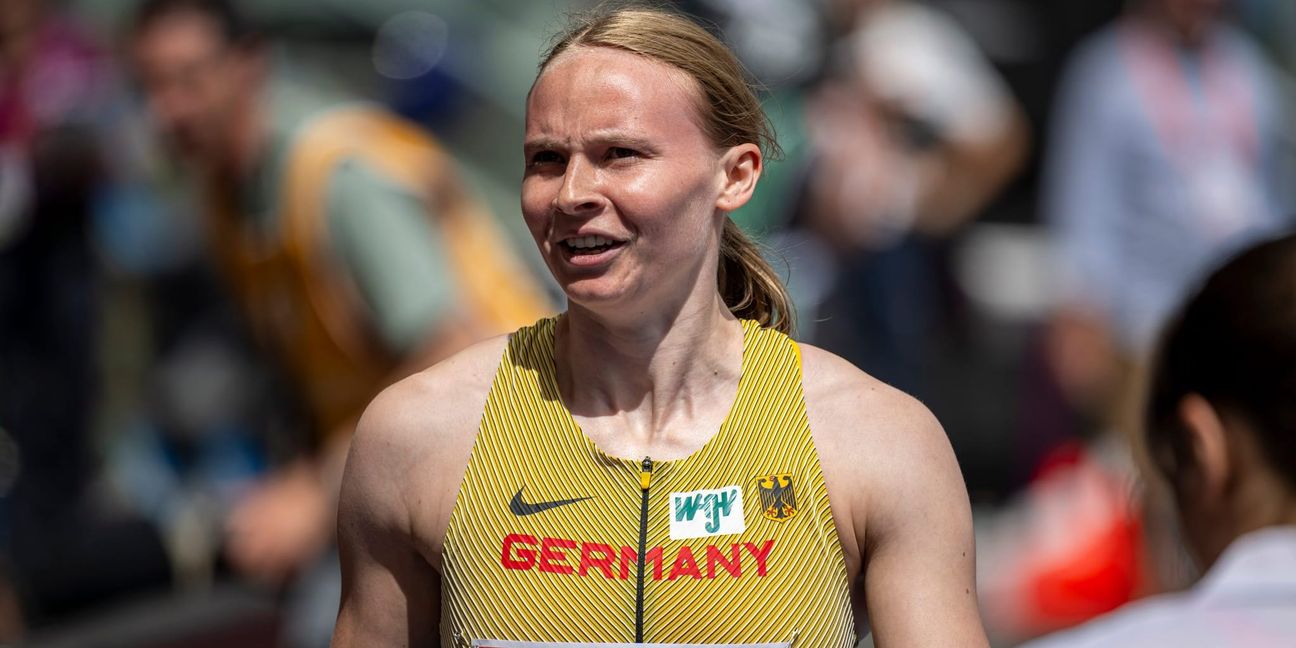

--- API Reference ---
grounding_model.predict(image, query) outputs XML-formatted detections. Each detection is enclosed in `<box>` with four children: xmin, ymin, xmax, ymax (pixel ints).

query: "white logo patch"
<box><xmin>668</xmin><ymin>485</ymin><xmax>746</xmax><ymax>540</ymax></box>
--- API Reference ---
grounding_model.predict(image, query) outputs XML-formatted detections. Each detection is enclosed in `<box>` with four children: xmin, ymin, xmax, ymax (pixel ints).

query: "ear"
<box><xmin>715</xmin><ymin>143</ymin><xmax>762</xmax><ymax>213</ymax></box>
<box><xmin>1177</xmin><ymin>394</ymin><xmax>1232</xmax><ymax>503</ymax></box>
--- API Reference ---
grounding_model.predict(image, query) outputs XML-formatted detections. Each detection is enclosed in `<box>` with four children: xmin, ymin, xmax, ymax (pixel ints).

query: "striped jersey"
<box><xmin>441</xmin><ymin>317</ymin><xmax>855</xmax><ymax>647</ymax></box>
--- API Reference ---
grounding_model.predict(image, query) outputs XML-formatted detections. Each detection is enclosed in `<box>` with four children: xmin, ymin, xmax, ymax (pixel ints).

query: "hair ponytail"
<box><xmin>718</xmin><ymin>218</ymin><xmax>794</xmax><ymax>335</ymax></box>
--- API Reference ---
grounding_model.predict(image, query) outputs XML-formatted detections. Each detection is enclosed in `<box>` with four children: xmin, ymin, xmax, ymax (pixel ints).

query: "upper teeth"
<box><xmin>567</xmin><ymin>236</ymin><xmax>611</xmax><ymax>249</ymax></box>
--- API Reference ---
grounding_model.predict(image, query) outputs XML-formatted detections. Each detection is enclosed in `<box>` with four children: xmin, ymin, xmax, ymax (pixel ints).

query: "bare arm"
<box><xmin>332</xmin><ymin>387</ymin><xmax>441</xmax><ymax>647</ymax></box>
<box><xmin>859</xmin><ymin>398</ymin><xmax>984</xmax><ymax>647</ymax></box>
<box><xmin>910</xmin><ymin>104</ymin><xmax>1028</xmax><ymax>236</ymax></box>
<box><xmin>803</xmin><ymin>345</ymin><xmax>987</xmax><ymax>648</ymax></box>
<box><xmin>332</xmin><ymin>335</ymin><xmax>505</xmax><ymax>647</ymax></box>
<box><xmin>222</xmin><ymin>303</ymin><xmax>491</xmax><ymax>583</ymax></box>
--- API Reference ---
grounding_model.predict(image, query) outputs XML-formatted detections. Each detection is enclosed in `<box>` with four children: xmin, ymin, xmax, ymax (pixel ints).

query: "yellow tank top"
<box><xmin>441</xmin><ymin>318</ymin><xmax>856</xmax><ymax>647</ymax></box>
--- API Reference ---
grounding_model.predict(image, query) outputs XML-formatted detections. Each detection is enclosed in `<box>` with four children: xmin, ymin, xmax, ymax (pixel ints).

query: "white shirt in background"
<box><xmin>1022</xmin><ymin>526</ymin><xmax>1296</xmax><ymax>648</ymax></box>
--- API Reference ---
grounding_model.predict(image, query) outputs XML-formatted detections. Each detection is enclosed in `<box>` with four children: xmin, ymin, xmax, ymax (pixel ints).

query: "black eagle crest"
<box><xmin>756</xmin><ymin>474</ymin><xmax>797</xmax><ymax>521</ymax></box>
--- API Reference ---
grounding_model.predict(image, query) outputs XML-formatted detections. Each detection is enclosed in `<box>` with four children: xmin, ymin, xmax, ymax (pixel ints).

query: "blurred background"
<box><xmin>0</xmin><ymin>0</ymin><xmax>1292</xmax><ymax>646</ymax></box>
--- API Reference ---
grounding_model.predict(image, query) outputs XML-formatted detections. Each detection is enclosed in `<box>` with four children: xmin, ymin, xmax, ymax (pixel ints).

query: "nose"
<box><xmin>554</xmin><ymin>156</ymin><xmax>603</xmax><ymax>215</ymax></box>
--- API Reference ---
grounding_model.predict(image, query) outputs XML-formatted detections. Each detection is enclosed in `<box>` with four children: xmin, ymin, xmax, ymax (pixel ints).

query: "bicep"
<box><xmin>859</xmin><ymin>407</ymin><xmax>987</xmax><ymax>648</ymax></box>
<box><xmin>331</xmin><ymin>407</ymin><xmax>441</xmax><ymax>647</ymax></box>
<box><xmin>333</xmin><ymin>509</ymin><xmax>440</xmax><ymax>647</ymax></box>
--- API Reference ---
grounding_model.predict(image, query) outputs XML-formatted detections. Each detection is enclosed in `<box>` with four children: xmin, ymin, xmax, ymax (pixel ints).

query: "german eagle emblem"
<box><xmin>756</xmin><ymin>473</ymin><xmax>797</xmax><ymax>522</ymax></box>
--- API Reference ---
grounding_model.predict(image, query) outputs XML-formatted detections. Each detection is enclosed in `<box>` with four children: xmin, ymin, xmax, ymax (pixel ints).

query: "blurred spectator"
<box><xmin>1023</xmin><ymin>232</ymin><xmax>1296</xmax><ymax>647</ymax></box>
<box><xmin>796</xmin><ymin>0</ymin><xmax>1028</xmax><ymax>395</ymax></box>
<box><xmin>0</xmin><ymin>0</ymin><xmax>172</xmax><ymax>637</ymax></box>
<box><xmin>1043</xmin><ymin>0</ymin><xmax>1293</xmax><ymax>431</ymax></box>
<box><xmin>812</xmin><ymin>0</ymin><xmax>1028</xmax><ymax>244</ymax></box>
<box><xmin>982</xmin><ymin>1</ymin><xmax>1294</xmax><ymax>639</ymax></box>
<box><xmin>126</xmin><ymin>0</ymin><xmax>551</xmax><ymax>642</ymax></box>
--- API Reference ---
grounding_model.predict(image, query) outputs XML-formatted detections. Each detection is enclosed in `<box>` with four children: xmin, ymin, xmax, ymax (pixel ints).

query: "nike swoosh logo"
<box><xmin>509</xmin><ymin>487</ymin><xmax>593</xmax><ymax>516</ymax></box>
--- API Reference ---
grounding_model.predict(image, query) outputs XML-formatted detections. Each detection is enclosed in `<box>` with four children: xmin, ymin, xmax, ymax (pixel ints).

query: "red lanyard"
<box><xmin>1120</xmin><ymin>21</ymin><xmax>1259</xmax><ymax>169</ymax></box>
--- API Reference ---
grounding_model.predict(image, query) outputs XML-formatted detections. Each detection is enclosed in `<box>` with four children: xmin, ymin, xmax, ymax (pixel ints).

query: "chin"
<box><xmin>560</xmin><ymin>276</ymin><xmax>641</xmax><ymax>312</ymax></box>
<box><xmin>562</xmin><ymin>285</ymin><xmax>628</xmax><ymax>310</ymax></box>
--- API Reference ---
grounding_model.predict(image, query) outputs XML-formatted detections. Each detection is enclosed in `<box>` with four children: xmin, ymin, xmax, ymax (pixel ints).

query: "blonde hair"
<box><xmin>538</xmin><ymin>5</ymin><xmax>795</xmax><ymax>334</ymax></box>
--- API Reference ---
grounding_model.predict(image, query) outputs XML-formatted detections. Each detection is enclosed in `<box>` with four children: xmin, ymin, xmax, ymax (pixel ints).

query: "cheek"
<box><xmin>195</xmin><ymin>64</ymin><xmax>247</xmax><ymax>122</ymax></box>
<box><xmin>210</xmin><ymin>75</ymin><xmax>244</xmax><ymax>116</ymax></box>
<box><xmin>520</xmin><ymin>180</ymin><xmax>555</xmax><ymax>238</ymax></box>
<box><xmin>626</xmin><ymin>175</ymin><xmax>717</xmax><ymax>243</ymax></box>
<box><xmin>629</xmin><ymin>156</ymin><xmax>718</xmax><ymax>215</ymax></box>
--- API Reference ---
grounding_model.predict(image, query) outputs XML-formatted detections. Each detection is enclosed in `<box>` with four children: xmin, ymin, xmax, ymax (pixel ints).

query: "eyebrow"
<box><xmin>524</xmin><ymin>131</ymin><xmax>658</xmax><ymax>153</ymax></box>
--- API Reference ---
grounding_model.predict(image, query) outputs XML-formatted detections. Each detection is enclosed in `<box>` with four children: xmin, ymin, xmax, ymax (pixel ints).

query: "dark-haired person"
<box><xmin>1024</xmin><ymin>231</ymin><xmax>1296</xmax><ymax>647</ymax></box>
<box><xmin>333</xmin><ymin>7</ymin><xmax>987</xmax><ymax>648</ymax></box>
<box><xmin>1044</xmin><ymin>0</ymin><xmax>1292</xmax><ymax>435</ymax></box>
<box><xmin>1026</xmin><ymin>0</ymin><xmax>1294</xmax><ymax>626</ymax></box>
<box><xmin>127</xmin><ymin>0</ymin><xmax>551</xmax><ymax>586</ymax></box>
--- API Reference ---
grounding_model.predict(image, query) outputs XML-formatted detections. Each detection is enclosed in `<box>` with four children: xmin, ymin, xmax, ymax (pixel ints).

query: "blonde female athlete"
<box><xmin>332</xmin><ymin>7</ymin><xmax>987</xmax><ymax>648</ymax></box>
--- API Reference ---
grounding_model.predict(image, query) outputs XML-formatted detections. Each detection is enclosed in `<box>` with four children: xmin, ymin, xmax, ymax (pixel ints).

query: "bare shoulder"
<box><xmin>340</xmin><ymin>334</ymin><xmax>510</xmax><ymax>562</ymax></box>
<box><xmin>798</xmin><ymin>343</ymin><xmax>967</xmax><ymax>560</ymax></box>
<box><xmin>798</xmin><ymin>347</ymin><xmax>985</xmax><ymax>645</ymax></box>
<box><xmin>799</xmin><ymin>342</ymin><xmax>948</xmax><ymax>464</ymax></box>
<box><xmin>350</xmin><ymin>334</ymin><xmax>508</xmax><ymax>473</ymax></box>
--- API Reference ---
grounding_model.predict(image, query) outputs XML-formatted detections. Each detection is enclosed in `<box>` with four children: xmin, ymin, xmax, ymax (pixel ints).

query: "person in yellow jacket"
<box><xmin>129</xmin><ymin>0</ymin><xmax>551</xmax><ymax>583</ymax></box>
<box><xmin>333</xmin><ymin>6</ymin><xmax>987</xmax><ymax>648</ymax></box>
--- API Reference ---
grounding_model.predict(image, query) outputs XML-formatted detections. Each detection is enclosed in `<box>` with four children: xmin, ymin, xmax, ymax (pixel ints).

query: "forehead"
<box><xmin>526</xmin><ymin>46</ymin><xmax>705</xmax><ymax>142</ymax></box>
<box><xmin>134</xmin><ymin>10</ymin><xmax>227</xmax><ymax>61</ymax></box>
<box><xmin>1161</xmin><ymin>0</ymin><xmax>1224</xmax><ymax>11</ymax></box>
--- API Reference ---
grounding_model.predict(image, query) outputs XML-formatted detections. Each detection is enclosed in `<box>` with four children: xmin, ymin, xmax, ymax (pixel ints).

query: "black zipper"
<box><xmin>634</xmin><ymin>456</ymin><xmax>654</xmax><ymax>643</ymax></box>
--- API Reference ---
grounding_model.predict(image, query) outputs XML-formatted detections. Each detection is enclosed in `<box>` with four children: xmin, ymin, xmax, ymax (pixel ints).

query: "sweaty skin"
<box><xmin>332</xmin><ymin>46</ymin><xmax>986</xmax><ymax>648</ymax></box>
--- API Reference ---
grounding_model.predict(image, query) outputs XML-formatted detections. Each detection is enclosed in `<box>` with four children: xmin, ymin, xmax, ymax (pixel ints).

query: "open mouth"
<box><xmin>561</xmin><ymin>235</ymin><xmax>622</xmax><ymax>256</ymax></box>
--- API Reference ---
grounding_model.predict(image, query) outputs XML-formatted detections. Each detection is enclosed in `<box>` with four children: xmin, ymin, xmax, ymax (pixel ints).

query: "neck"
<box><xmin>1197</xmin><ymin>471</ymin><xmax>1296</xmax><ymax>569</ymax></box>
<box><xmin>1233</xmin><ymin>477</ymin><xmax>1296</xmax><ymax>536</ymax></box>
<box><xmin>1133</xmin><ymin>4</ymin><xmax>1212</xmax><ymax>49</ymax></box>
<box><xmin>555</xmin><ymin>291</ymin><xmax>743</xmax><ymax>443</ymax></box>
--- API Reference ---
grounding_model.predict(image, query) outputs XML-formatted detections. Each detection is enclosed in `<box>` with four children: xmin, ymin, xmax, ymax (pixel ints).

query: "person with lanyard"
<box><xmin>332</xmin><ymin>6</ymin><xmax>988</xmax><ymax>648</ymax></box>
<box><xmin>1018</xmin><ymin>1</ymin><xmax>1293</xmax><ymax>624</ymax></box>
<box><xmin>1044</xmin><ymin>0</ymin><xmax>1292</xmax><ymax>437</ymax></box>
<box><xmin>1024</xmin><ymin>233</ymin><xmax>1296</xmax><ymax>647</ymax></box>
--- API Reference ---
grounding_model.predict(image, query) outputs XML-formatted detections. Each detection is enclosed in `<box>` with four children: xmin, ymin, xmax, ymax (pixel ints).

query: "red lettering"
<box><xmin>668</xmin><ymin>545</ymin><xmax>702</xmax><ymax>580</ymax></box>
<box><xmin>501</xmin><ymin>534</ymin><xmax>538</xmax><ymax>570</ymax></box>
<box><xmin>619</xmin><ymin>546</ymin><xmax>635</xmax><ymax>580</ymax></box>
<box><xmin>618</xmin><ymin>546</ymin><xmax>665</xmax><ymax>580</ymax></box>
<box><xmin>644</xmin><ymin>546</ymin><xmax>664</xmax><ymax>580</ymax></box>
<box><xmin>743</xmin><ymin>539</ymin><xmax>775</xmax><ymax>576</ymax></box>
<box><xmin>538</xmin><ymin>537</ymin><xmax>576</xmax><ymax>574</ymax></box>
<box><xmin>578</xmin><ymin>542</ymin><xmax>615</xmax><ymax>578</ymax></box>
<box><xmin>505</xmin><ymin>536</ymin><xmax>773</xmax><ymax>580</ymax></box>
<box><xmin>706</xmin><ymin>544</ymin><xmax>741</xmax><ymax>578</ymax></box>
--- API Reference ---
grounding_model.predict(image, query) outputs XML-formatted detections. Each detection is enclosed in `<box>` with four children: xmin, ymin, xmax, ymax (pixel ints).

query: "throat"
<box><xmin>575</xmin><ymin>408</ymin><xmax>732</xmax><ymax>463</ymax></box>
<box><xmin>553</xmin><ymin>310</ymin><xmax>748</xmax><ymax>459</ymax></box>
